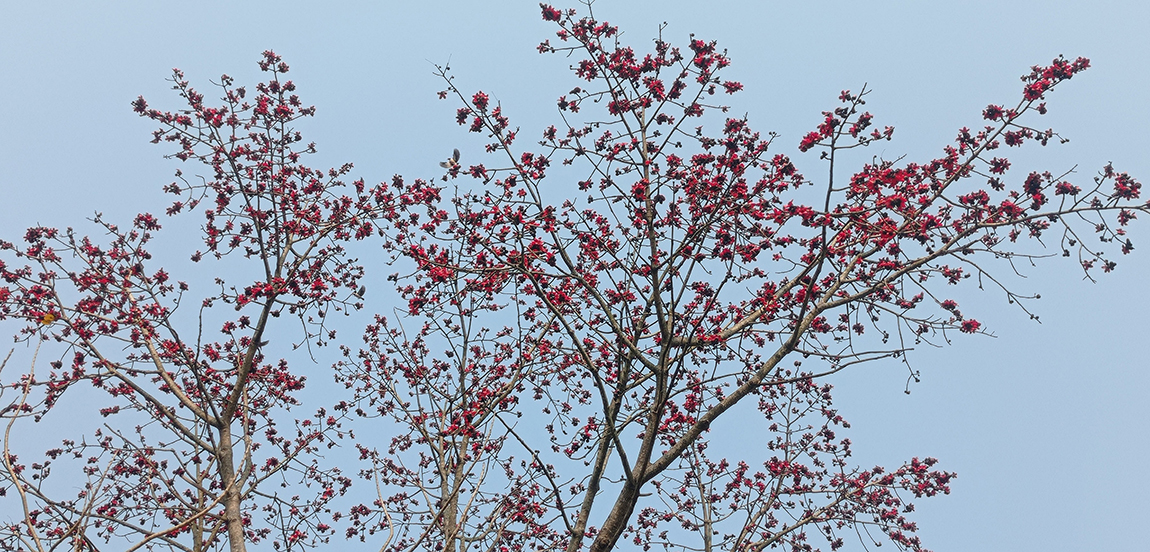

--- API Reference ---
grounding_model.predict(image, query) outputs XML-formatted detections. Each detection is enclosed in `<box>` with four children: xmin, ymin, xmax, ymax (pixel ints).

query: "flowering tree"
<box><xmin>0</xmin><ymin>53</ymin><xmax>381</xmax><ymax>552</ymax></box>
<box><xmin>1</xmin><ymin>3</ymin><xmax>1144</xmax><ymax>552</ymax></box>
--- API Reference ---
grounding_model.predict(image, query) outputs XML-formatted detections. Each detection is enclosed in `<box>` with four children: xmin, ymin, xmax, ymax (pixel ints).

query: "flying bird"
<box><xmin>353</xmin><ymin>285</ymin><xmax>366</xmax><ymax>299</ymax></box>
<box><xmin>440</xmin><ymin>148</ymin><xmax>461</xmax><ymax>169</ymax></box>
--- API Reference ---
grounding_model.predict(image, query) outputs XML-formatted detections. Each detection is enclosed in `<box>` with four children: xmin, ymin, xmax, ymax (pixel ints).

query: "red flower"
<box><xmin>472</xmin><ymin>91</ymin><xmax>490</xmax><ymax>111</ymax></box>
<box><xmin>540</xmin><ymin>4</ymin><xmax>562</xmax><ymax>21</ymax></box>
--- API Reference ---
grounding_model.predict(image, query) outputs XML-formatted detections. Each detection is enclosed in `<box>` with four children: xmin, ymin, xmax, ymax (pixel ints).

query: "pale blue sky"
<box><xmin>2</xmin><ymin>1</ymin><xmax>1147</xmax><ymax>550</ymax></box>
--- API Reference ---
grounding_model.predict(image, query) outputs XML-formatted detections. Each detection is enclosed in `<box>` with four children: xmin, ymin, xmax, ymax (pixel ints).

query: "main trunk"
<box><xmin>587</xmin><ymin>480</ymin><xmax>643</xmax><ymax>552</ymax></box>
<box><xmin>217</xmin><ymin>425</ymin><xmax>248</xmax><ymax>552</ymax></box>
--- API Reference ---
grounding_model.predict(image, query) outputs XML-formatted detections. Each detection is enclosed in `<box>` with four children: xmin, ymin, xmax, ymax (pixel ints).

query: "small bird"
<box><xmin>439</xmin><ymin>148</ymin><xmax>461</xmax><ymax>169</ymax></box>
<box><xmin>353</xmin><ymin>285</ymin><xmax>366</xmax><ymax>299</ymax></box>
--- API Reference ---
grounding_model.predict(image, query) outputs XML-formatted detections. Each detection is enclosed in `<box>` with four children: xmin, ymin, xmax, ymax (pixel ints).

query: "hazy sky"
<box><xmin>2</xmin><ymin>1</ymin><xmax>1147</xmax><ymax>550</ymax></box>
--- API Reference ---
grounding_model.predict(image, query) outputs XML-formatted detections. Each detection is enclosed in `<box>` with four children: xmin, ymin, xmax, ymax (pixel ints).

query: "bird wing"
<box><xmin>440</xmin><ymin>148</ymin><xmax>461</xmax><ymax>168</ymax></box>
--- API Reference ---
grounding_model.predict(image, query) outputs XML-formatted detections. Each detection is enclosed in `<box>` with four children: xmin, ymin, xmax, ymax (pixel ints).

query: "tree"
<box><xmin>0</xmin><ymin>53</ymin><xmax>372</xmax><ymax>552</ymax></box>
<box><xmin>1</xmin><ymin>3</ymin><xmax>1144</xmax><ymax>552</ymax></box>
